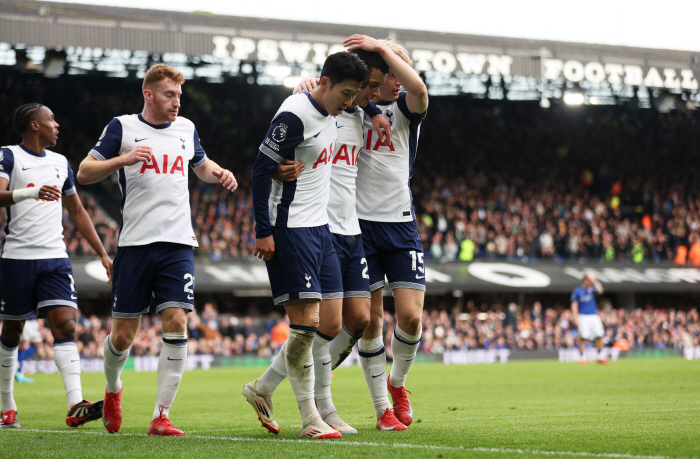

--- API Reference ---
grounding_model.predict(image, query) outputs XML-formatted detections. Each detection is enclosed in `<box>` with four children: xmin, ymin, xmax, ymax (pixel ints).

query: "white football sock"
<box><xmin>389</xmin><ymin>325</ymin><xmax>421</xmax><ymax>389</ymax></box>
<box><xmin>0</xmin><ymin>339</ymin><xmax>18</xmax><ymax>413</ymax></box>
<box><xmin>256</xmin><ymin>341</ymin><xmax>287</xmax><ymax>395</ymax></box>
<box><xmin>359</xmin><ymin>336</ymin><xmax>391</xmax><ymax>418</ymax></box>
<box><xmin>329</xmin><ymin>322</ymin><xmax>361</xmax><ymax>369</ymax></box>
<box><xmin>285</xmin><ymin>326</ymin><xmax>319</xmax><ymax>424</ymax></box>
<box><xmin>312</xmin><ymin>332</ymin><xmax>335</xmax><ymax>418</ymax></box>
<box><xmin>153</xmin><ymin>332</ymin><xmax>187</xmax><ymax>419</ymax></box>
<box><xmin>53</xmin><ymin>340</ymin><xmax>83</xmax><ymax>409</ymax></box>
<box><xmin>103</xmin><ymin>333</ymin><xmax>129</xmax><ymax>394</ymax></box>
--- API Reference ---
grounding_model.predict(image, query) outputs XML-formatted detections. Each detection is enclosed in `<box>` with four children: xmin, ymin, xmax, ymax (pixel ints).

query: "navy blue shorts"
<box><xmin>332</xmin><ymin>233</ymin><xmax>370</xmax><ymax>298</ymax></box>
<box><xmin>265</xmin><ymin>225</ymin><xmax>343</xmax><ymax>305</ymax></box>
<box><xmin>358</xmin><ymin>220</ymin><xmax>426</xmax><ymax>292</ymax></box>
<box><xmin>111</xmin><ymin>242</ymin><xmax>195</xmax><ymax>319</ymax></box>
<box><xmin>0</xmin><ymin>258</ymin><xmax>78</xmax><ymax>320</ymax></box>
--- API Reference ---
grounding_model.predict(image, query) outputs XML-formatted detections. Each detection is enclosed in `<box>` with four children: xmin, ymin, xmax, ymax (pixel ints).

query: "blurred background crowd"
<box><xmin>1</xmin><ymin>71</ymin><xmax>700</xmax><ymax>364</ymax></box>
<box><xmin>2</xmin><ymin>299</ymin><xmax>697</xmax><ymax>360</ymax></box>
<box><xmin>2</xmin><ymin>73</ymin><xmax>700</xmax><ymax>264</ymax></box>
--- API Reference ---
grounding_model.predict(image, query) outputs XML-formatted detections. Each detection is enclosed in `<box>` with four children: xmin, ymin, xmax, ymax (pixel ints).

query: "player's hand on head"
<box><xmin>272</xmin><ymin>159</ymin><xmax>304</xmax><ymax>182</ymax></box>
<box><xmin>101</xmin><ymin>254</ymin><xmax>114</xmax><ymax>285</ymax></box>
<box><xmin>254</xmin><ymin>235</ymin><xmax>275</xmax><ymax>261</ymax></box>
<box><xmin>39</xmin><ymin>185</ymin><xmax>62</xmax><ymax>201</ymax></box>
<box><xmin>372</xmin><ymin>114</ymin><xmax>392</xmax><ymax>147</ymax></box>
<box><xmin>294</xmin><ymin>78</ymin><xmax>320</xmax><ymax>94</ymax></box>
<box><xmin>124</xmin><ymin>145</ymin><xmax>153</xmax><ymax>166</ymax></box>
<box><xmin>212</xmin><ymin>169</ymin><xmax>238</xmax><ymax>192</ymax></box>
<box><xmin>343</xmin><ymin>35</ymin><xmax>382</xmax><ymax>52</ymax></box>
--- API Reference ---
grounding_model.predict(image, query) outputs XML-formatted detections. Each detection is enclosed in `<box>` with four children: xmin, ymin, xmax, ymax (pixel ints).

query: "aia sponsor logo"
<box><xmin>312</xmin><ymin>143</ymin><xmax>361</xmax><ymax>169</ymax></box>
<box><xmin>365</xmin><ymin>129</ymin><xmax>395</xmax><ymax>151</ymax></box>
<box><xmin>139</xmin><ymin>155</ymin><xmax>185</xmax><ymax>176</ymax></box>
<box><xmin>311</xmin><ymin>142</ymin><xmax>335</xmax><ymax>169</ymax></box>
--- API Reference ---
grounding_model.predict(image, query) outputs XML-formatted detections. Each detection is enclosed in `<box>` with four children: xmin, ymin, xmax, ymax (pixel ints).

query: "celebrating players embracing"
<box><xmin>0</xmin><ymin>103</ymin><xmax>113</xmax><ymax>429</ymax></box>
<box><xmin>243</xmin><ymin>52</ymin><xmax>368</xmax><ymax>439</ymax></box>
<box><xmin>77</xmin><ymin>64</ymin><xmax>237</xmax><ymax>436</ymax></box>
<box><xmin>345</xmin><ymin>35</ymin><xmax>429</xmax><ymax>429</ymax></box>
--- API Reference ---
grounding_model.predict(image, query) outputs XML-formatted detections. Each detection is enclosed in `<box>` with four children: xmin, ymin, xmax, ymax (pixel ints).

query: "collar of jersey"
<box><xmin>344</xmin><ymin>106</ymin><xmax>357</xmax><ymax>114</ymax></box>
<box><xmin>138</xmin><ymin>113</ymin><xmax>172</xmax><ymax>129</ymax></box>
<box><xmin>304</xmin><ymin>92</ymin><xmax>329</xmax><ymax>117</ymax></box>
<box><xmin>374</xmin><ymin>100</ymin><xmax>393</xmax><ymax>106</ymax></box>
<box><xmin>19</xmin><ymin>144</ymin><xmax>46</xmax><ymax>157</ymax></box>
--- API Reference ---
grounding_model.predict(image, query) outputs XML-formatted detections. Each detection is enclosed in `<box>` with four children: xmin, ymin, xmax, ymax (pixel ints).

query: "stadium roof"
<box><xmin>2</xmin><ymin>0</ymin><xmax>697</xmax><ymax>70</ymax></box>
<box><xmin>2</xmin><ymin>0</ymin><xmax>699</xmax><ymax>104</ymax></box>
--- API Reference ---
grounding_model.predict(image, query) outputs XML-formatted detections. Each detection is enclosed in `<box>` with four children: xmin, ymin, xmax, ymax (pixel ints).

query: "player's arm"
<box><xmin>589</xmin><ymin>274</ymin><xmax>604</xmax><ymax>294</ymax></box>
<box><xmin>571</xmin><ymin>300</ymin><xmax>579</xmax><ymax>326</ymax></box>
<box><xmin>365</xmin><ymin>101</ymin><xmax>393</xmax><ymax>146</ymax></box>
<box><xmin>76</xmin><ymin>118</ymin><xmax>152</xmax><ymax>185</ymax></box>
<box><xmin>251</xmin><ymin>154</ymin><xmax>278</xmax><ymax>260</ymax></box>
<box><xmin>294</xmin><ymin>78</ymin><xmax>392</xmax><ymax>145</ymax></box>
<box><xmin>0</xmin><ymin>150</ymin><xmax>61</xmax><ymax>205</ymax></box>
<box><xmin>189</xmin><ymin>129</ymin><xmax>237</xmax><ymax>191</ymax></box>
<box><xmin>0</xmin><ymin>179</ymin><xmax>61</xmax><ymax>206</ymax></box>
<box><xmin>63</xmin><ymin>193</ymin><xmax>113</xmax><ymax>284</ymax></box>
<box><xmin>344</xmin><ymin>34</ymin><xmax>429</xmax><ymax>114</ymax></box>
<box><xmin>252</xmin><ymin>111</ymin><xmax>305</xmax><ymax>261</ymax></box>
<box><xmin>77</xmin><ymin>149</ymin><xmax>151</xmax><ymax>185</ymax></box>
<box><xmin>193</xmin><ymin>159</ymin><xmax>237</xmax><ymax>191</ymax></box>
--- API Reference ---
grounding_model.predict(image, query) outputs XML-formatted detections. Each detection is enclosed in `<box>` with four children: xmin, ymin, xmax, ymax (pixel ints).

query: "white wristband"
<box><xmin>12</xmin><ymin>187</ymin><xmax>41</xmax><ymax>203</ymax></box>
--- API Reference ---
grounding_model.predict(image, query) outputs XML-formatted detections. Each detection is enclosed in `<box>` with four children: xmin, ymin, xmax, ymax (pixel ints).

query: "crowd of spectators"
<box><xmin>3</xmin><ymin>71</ymin><xmax>700</xmax><ymax>263</ymax></box>
<box><xmin>1</xmin><ymin>299</ymin><xmax>697</xmax><ymax>363</ymax></box>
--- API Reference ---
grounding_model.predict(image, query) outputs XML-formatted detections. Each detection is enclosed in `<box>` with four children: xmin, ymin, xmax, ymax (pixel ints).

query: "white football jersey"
<box><xmin>256</xmin><ymin>93</ymin><xmax>337</xmax><ymax>231</ymax></box>
<box><xmin>356</xmin><ymin>92</ymin><xmax>426</xmax><ymax>222</ymax></box>
<box><xmin>327</xmin><ymin>107</ymin><xmax>364</xmax><ymax>236</ymax></box>
<box><xmin>89</xmin><ymin>114</ymin><xmax>207</xmax><ymax>247</ymax></box>
<box><xmin>0</xmin><ymin>144</ymin><xmax>76</xmax><ymax>259</ymax></box>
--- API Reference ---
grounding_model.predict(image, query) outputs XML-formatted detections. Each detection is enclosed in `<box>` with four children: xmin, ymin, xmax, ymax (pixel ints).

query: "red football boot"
<box><xmin>387</xmin><ymin>375</ymin><xmax>414</xmax><ymax>426</ymax></box>
<box><xmin>103</xmin><ymin>386</ymin><xmax>123</xmax><ymax>433</ymax></box>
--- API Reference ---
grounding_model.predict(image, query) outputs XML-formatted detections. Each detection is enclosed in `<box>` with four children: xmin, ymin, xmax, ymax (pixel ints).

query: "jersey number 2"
<box><xmin>184</xmin><ymin>273</ymin><xmax>194</xmax><ymax>299</ymax></box>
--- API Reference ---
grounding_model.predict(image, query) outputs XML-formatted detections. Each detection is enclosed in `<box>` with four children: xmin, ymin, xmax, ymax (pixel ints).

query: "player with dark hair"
<box><xmin>278</xmin><ymin>48</ymin><xmax>405</xmax><ymax>432</ymax></box>
<box><xmin>0</xmin><ymin>103</ymin><xmax>113</xmax><ymax>429</ymax></box>
<box><xmin>242</xmin><ymin>51</ymin><xmax>368</xmax><ymax>439</ymax></box>
<box><xmin>344</xmin><ymin>35</ymin><xmax>429</xmax><ymax>429</ymax></box>
<box><xmin>77</xmin><ymin>63</ymin><xmax>237</xmax><ymax>436</ymax></box>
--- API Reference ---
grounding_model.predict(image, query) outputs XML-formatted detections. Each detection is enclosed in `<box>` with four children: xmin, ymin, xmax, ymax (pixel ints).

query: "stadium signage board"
<box><xmin>75</xmin><ymin>259</ymin><xmax>700</xmax><ymax>293</ymax></box>
<box><xmin>211</xmin><ymin>36</ymin><xmax>699</xmax><ymax>89</ymax></box>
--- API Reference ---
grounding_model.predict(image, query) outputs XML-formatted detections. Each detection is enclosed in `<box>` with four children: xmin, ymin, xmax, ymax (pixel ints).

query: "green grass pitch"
<box><xmin>3</xmin><ymin>359</ymin><xmax>699</xmax><ymax>458</ymax></box>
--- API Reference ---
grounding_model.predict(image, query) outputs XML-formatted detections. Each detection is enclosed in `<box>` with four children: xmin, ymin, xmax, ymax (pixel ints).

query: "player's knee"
<box><xmin>398</xmin><ymin>314</ymin><xmax>422</xmax><ymax>336</ymax></box>
<box><xmin>111</xmin><ymin>330</ymin><xmax>133</xmax><ymax>351</ymax></box>
<box><xmin>167</xmin><ymin>313</ymin><xmax>188</xmax><ymax>333</ymax></box>
<box><xmin>54</xmin><ymin>318</ymin><xmax>76</xmax><ymax>340</ymax></box>
<box><xmin>0</xmin><ymin>321</ymin><xmax>23</xmax><ymax>347</ymax></box>
<box><xmin>346</xmin><ymin>310</ymin><xmax>370</xmax><ymax>335</ymax></box>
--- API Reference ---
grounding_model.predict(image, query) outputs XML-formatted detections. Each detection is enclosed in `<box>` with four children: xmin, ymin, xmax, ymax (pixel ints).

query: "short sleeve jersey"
<box><xmin>356</xmin><ymin>91</ymin><xmax>426</xmax><ymax>222</ymax></box>
<box><xmin>327</xmin><ymin>107</ymin><xmax>365</xmax><ymax>236</ymax></box>
<box><xmin>257</xmin><ymin>93</ymin><xmax>337</xmax><ymax>230</ymax></box>
<box><xmin>0</xmin><ymin>144</ymin><xmax>76</xmax><ymax>259</ymax></box>
<box><xmin>571</xmin><ymin>285</ymin><xmax>598</xmax><ymax>315</ymax></box>
<box><xmin>89</xmin><ymin>114</ymin><xmax>207</xmax><ymax>247</ymax></box>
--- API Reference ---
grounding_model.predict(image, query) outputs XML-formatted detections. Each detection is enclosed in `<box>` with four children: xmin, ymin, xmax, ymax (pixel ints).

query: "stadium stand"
<box><xmin>2</xmin><ymin>70</ymin><xmax>700</xmax><ymax>264</ymax></box>
<box><xmin>3</xmin><ymin>300</ymin><xmax>697</xmax><ymax>358</ymax></box>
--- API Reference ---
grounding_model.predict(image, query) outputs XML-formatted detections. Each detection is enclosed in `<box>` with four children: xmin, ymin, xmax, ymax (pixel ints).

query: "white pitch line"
<box><xmin>411</xmin><ymin>406</ymin><xmax>700</xmax><ymax>424</ymax></box>
<box><xmin>11</xmin><ymin>429</ymin><xmax>699</xmax><ymax>459</ymax></box>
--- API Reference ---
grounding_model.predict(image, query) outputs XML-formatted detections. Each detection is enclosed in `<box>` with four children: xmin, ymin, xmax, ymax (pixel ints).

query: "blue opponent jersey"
<box><xmin>571</xmin><ymin>285</ymin><xmax>598</xmax><ymax>315</ymax></box>
<box><xmin>252</xmin><ymin>93</ymin><xmax>337</xmax><ymax>238</ymax></box>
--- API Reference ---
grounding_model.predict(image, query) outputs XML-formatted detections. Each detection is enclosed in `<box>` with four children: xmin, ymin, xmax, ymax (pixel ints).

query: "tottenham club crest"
<box><xmin>385</xmin><ymin>110</ymin><xmax>394</xmax><ymax>126</ymax></box>
<box><xmin>272</xmin><ymin>123</ymin><xmax>288</xmax><ymax>143</ymax></box>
